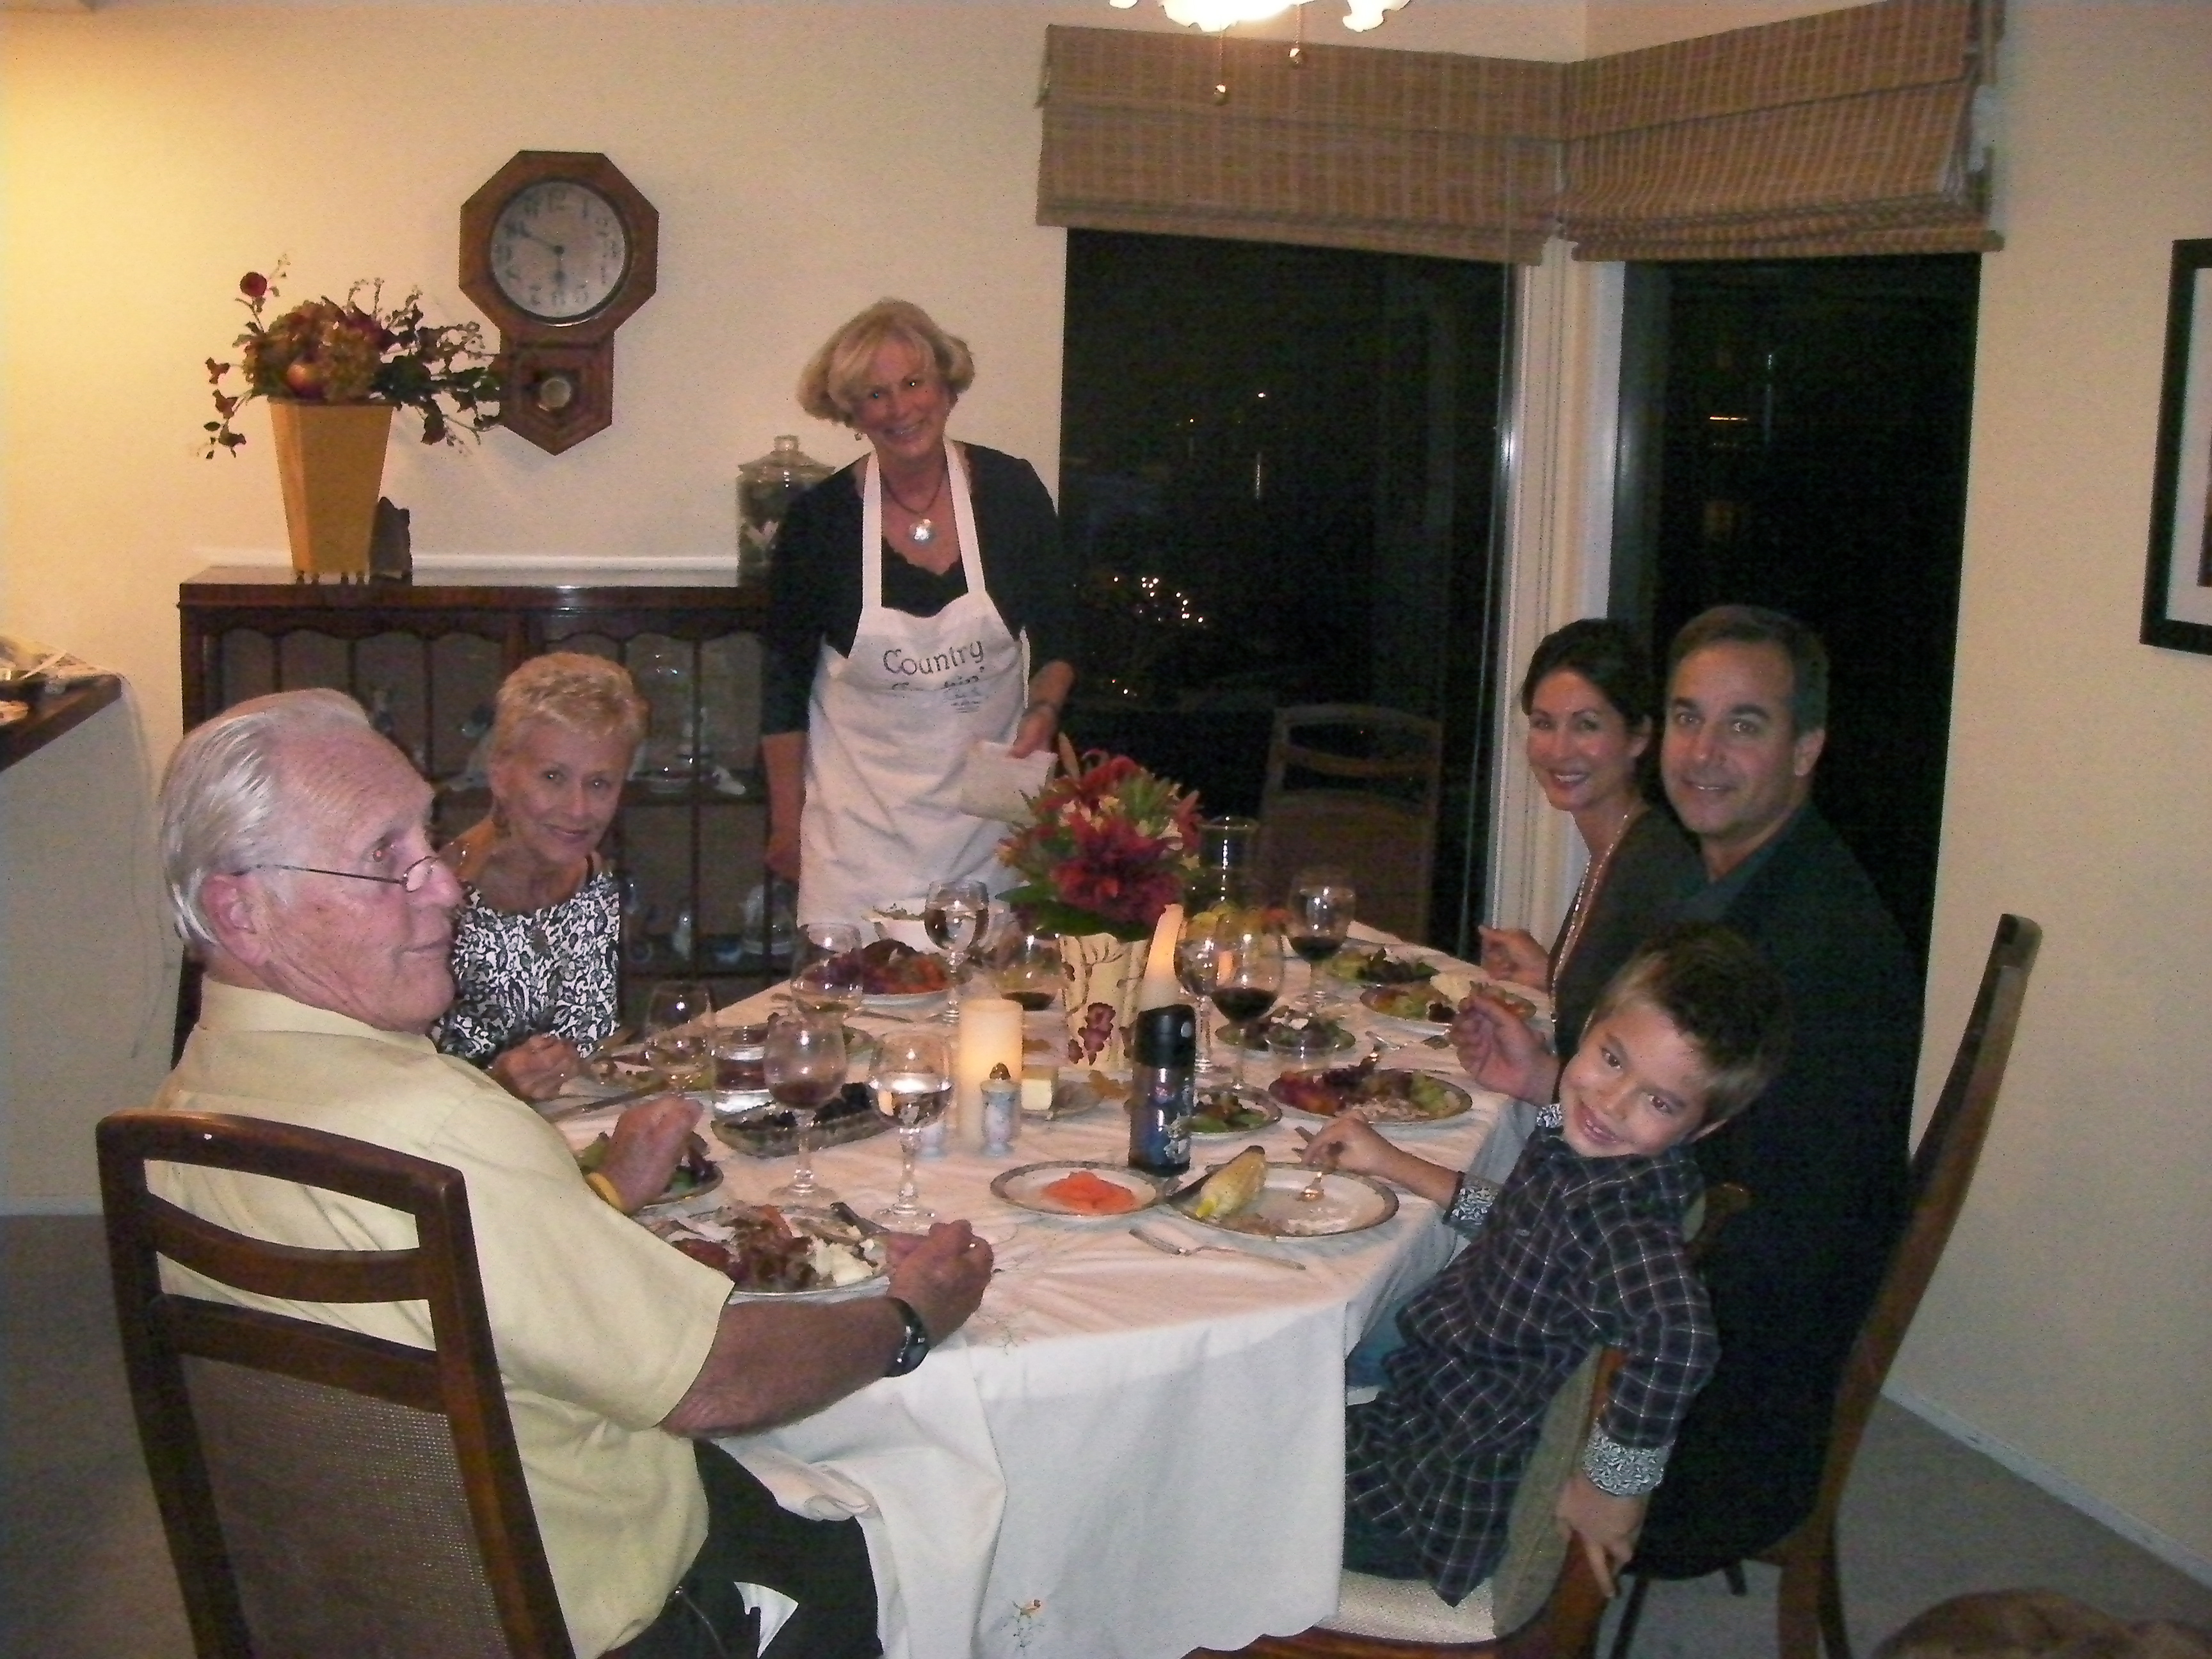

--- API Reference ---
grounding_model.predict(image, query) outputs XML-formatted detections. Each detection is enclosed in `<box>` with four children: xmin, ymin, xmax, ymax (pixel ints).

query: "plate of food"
<box><xmin>1270</xmin><ymin>1062</ymin><xmax>1474</xmax><ymax>1127</ymax></box>
<box><xmin>575</xmin><ymin>1131</ymin><xmax>724</xmax><ymax>1209</ymax></box>
<box><xmin>661</xmin><ymin>1206</ymin><xmax>890</xmax><ymax>1300</ymax></box>
<box><xmin>1170</xmin><ymin>1147</ymin><xmax>1399</xmax><ymax>1238</ymax></box>
<box><xmin>1187</xmin><ymin>1086</ymin><xmax>1282</xmax><ymax>1138</ymax></box>
<box><xmin>990</xmin><ymin>1160</ymin><xmax>1173</xmax><ymax>1219</ymax></box>
<box><xmin>1218</xmin><ymin>1014</ymin><xmax>1368</xmax><ymax>1059</ymax></box>
<box><xmin>846</xmin><ymin>939</ymin><xmax>951</xmax><ymax>1009</ymax></box>
<box><xmin>709</xmin><ymin>1082</ymin><xmax>888</xmax><ymax>1158</ymax></box>
<box><xmin>1322</xmin><ymin>945</ymin><xmax>1440</xmax><ymax>988</ymax></box>
<box><xmin>1360</xmin><ymin>982</ymin><xmax>1461</xmax><ymax>1034</ymax></box>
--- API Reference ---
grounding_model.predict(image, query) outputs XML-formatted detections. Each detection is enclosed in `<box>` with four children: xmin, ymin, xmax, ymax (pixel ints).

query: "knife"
<box><xmin>538</xmin><ymin>1078</ymin><xmax>683</xmax><ymax>1121</ymax></box>
<box><xmin>830</xmin><ymin>1201</ymin><xmax>892</xmax><ymax>1240</ymax></box>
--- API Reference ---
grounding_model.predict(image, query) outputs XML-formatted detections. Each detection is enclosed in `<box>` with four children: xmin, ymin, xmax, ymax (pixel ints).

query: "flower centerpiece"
<box><xmin>998</xmin><ymin>749</ymin><xmax>1203</xmax><ymax>1064</ymax></box>
<box><xmin>998</xmin><ymin>749</ymin><xmax>1203</xmax><ymax>941</ymax></box>
<box><xmin>201</xmin><ymin>262</ymin><xmax>502</xmax><ymax>457</ymax></box>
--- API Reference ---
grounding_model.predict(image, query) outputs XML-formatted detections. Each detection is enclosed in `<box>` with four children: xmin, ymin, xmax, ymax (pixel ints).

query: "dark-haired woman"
<box><xmin>1478</xmin><ymin>618</ymin><xmax>1700</xmax><ymax>1055</ymax></box>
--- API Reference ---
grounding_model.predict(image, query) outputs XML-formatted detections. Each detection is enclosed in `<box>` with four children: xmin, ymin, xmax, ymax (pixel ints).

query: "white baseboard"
<box><xmin>1</xmin><ymin>1196</ymin><xmax>101</xmax><ymax>1217</ymax></box>
<box><xmin>1885</xmin><ymin>1383</ymin><xmax>2212</xmax><ymax>1589</ymax></box>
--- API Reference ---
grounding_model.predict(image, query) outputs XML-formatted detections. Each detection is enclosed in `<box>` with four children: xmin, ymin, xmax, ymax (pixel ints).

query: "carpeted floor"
<box><xmin>6</xmin><ymin>1212</ymin><xmax>2208</xmax><ymax>1658</ymax></box>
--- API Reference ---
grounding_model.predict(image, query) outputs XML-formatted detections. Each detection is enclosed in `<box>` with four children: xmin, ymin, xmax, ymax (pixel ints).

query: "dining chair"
<box><xmin>97</xmin><ymin>1107</ymin><xmax>575</xmax><ymax>1659</ymax></box>
<box><xmin>1606</xmin><ymin>912</ymin><xmax>2044</xmax><ymax>1659</ymax></box>
<box><xmin>1257</xmin><ymin>705</ymin><xmax>1443</xmax><ymax>942</ymax></box>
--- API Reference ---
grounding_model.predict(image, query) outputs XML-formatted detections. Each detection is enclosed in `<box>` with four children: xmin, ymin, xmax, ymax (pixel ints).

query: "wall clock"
<box><xmin>460</xmin><ymin>151</ymin><xmax>657</xmax><ymax>454</ymax></box>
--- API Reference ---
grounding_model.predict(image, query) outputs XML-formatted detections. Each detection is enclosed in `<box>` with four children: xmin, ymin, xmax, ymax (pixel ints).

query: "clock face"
<box><xmin>489</xmin><ymin>180</ymin><xmax>630</xmax><ymax>322</ymax></box>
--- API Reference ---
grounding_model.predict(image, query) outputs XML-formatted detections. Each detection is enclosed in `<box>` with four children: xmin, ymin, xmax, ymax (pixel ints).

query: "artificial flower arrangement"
<box><xmin>998</xmin><ymin>748</ymin><xmax>1203</xmax><ymax>942</ymax></box>
<box><xmin>200</xmin><ymin>262</ymin><xmax>502</xmax><ymax>458</ymax></box>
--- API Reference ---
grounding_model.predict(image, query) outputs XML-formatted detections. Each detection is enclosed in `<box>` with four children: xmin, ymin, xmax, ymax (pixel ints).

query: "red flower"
<box><xmin>238</xmin><ymin>271</ymin><xmax>269</xmax><ymax>300</ymax></box>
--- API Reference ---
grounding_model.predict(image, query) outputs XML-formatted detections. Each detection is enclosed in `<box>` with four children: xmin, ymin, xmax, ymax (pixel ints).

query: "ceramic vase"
<box><xmin>1061</xmin><ymin>933</ymin><xmax>1141</xmax><ymax>1066</ymax></box>
<box><xmin>269</xmin><ymin>399</ymin><xmax>394</xmax><ymax>580</ymax></box>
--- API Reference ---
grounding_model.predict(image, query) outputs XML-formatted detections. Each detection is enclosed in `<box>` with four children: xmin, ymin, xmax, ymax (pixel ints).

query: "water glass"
<box><xmin>791</xmin><ymin>921</ymin><xmax>867</xmax><ymax>1019</ymax></box>
<box><xmin>925</xmin><ymin>878</ymin><xmax>990</xmax><ymax>1025</ymax></box>
<box><xmin>644</xmin><ymin>980</ymin><xmax>715</xmax><ymax>1091</ymax></box>
<box><xmin>871</xmin><ymin>1029</ymin><xmax>951</xmax><ymax>1229</ymax></box>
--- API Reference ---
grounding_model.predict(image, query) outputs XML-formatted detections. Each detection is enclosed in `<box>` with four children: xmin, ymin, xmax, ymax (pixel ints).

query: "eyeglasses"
<box><xmin>242</xmin><ymin>851</ymin><xmax>447</xmax><ymax>894</ymax></box>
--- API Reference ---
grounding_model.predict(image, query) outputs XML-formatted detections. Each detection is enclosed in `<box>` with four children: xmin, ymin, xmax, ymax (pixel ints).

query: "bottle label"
<box><xmin>1127</xmin><ymin>1067</ymin><xmax>1194</xmax><ymax>1175</ymax></box>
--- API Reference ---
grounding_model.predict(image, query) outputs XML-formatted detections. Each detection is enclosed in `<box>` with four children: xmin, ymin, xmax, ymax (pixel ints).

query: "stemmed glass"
<box><xmin>790</xmin><ymin>922</ymin><xmax>866</xmax><ymax>1021</ymax></box>
<box><xmin>765</xmin><ymin>1009</ymin><xmax>847</xmax><ymax>1209</ymax></box>
<box><xmin>1176</xmin><ymin>913</ymin><xmax>1227</xmax><ymax>1086</ymax></box>
<box><xmin>924</xmin><ymin>878</ymin><xmax>990</xmax><ymax>1025</ymax></box>
<box><xmin>995</xmin><ymin>930</ymin><xmax>1065</xmax><ymax>1013</ymax></box>
<box><xmin>1207</xmin><ymin>913</ymin><xmax>1285</xmax><ymax>1094</ymax></box>
<box><xmin>1286</xmin><ymin>867</ymin><xmax>1357</xmax><ymax>1016</ymax></box>
<box><xmin>872</xmin><ymin>1029</ymin><xmax>952</xmax><ymax>1230</ymax></box>
<box><xmin>644</xmin><ymin>981</ymin><xmax>715</xmax><ymax>1091</ymax></box>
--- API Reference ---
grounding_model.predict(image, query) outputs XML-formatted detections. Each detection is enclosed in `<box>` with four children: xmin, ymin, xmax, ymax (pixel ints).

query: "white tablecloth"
<box><xmin>559</xmin><ymin>949</ymin><xmax>1512</xmax><ymax>1659</ymax></box>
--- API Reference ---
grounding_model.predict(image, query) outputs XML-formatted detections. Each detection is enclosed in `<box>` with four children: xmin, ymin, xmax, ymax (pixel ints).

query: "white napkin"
<box><xmin>736</xmin><ymin>1582</ymin><xmax>799</xmax><ymax>1650</ymax></box>
<box><xmin>955</xmin><ymin>740</ymin><xmax>1054</xmax><ymax>822</ymax></box>
<box><xmin>728</xmin><ymin>1445</ymin><xmax>879</xmax><ymax>1521</ymax></box>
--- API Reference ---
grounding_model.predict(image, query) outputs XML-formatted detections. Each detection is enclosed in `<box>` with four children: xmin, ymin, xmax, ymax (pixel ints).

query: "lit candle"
<box><xmin>955</xmin><ymin>997</ymin><xmax>1027</xmax><ymax>1151</ymax></box>
<box><xmin>1135</xmin><ymin>903</ymin><xmax>1185</xmax><ymax>1012</ymax></box>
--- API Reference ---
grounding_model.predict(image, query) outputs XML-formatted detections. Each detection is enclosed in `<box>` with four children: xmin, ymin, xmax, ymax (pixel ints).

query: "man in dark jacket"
<box><xmin>1635</xmin><ymin>604</ymin><xmax>1922</xmax><ymax>1572</ymax></box>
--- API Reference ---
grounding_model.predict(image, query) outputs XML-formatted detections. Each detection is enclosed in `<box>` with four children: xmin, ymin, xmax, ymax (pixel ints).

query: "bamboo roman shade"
<box><xmin>1037</xmin><ymin>25</ymin><xmax>1563</xmax><ymax>263</ymax></box>
<box><xmin>1036</xmin><ymin>0</ymin><xmax>2001</xmax><ymax>264</ymax></box>
<box><xmin>1559</xmin><ymin>0</ymin><xmax>2000</xmax><ymax>260</ymax></box>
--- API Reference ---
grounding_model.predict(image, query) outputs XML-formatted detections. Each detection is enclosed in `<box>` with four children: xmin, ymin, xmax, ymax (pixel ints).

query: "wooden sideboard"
<box><xmin>179</xmin><ymin>567</ymin><xmax>782</xmax><ymax>1019</ymax></box>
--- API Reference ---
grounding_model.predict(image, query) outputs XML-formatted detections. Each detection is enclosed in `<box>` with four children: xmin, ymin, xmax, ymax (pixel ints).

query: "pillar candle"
<box><xmin>955</xmin><ymin>997</ymin><xmax>1027</xmax><ymax>1151</ymax></box>
<box><xmin>1135</xmin><ymin>903</ymin><xmax>1185</xmax><ymax>1012</ymax></box>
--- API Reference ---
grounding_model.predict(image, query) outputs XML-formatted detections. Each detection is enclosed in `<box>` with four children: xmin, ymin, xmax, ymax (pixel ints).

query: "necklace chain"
<box><xmin>1550</xmin><ymin>800</ymin><xmax>1644</xmax><ymax>993</ymax></box>
<box><xmin>880</xmin><ymin>456</ymin><xmax>947</xmax><ymax>544</ymax></box>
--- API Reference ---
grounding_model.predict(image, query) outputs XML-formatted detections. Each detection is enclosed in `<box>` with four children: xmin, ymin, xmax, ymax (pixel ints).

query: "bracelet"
<box><xmin>584</xmin><ymin>1171</ymin><xmax>626</xmax><ymax>1211</ymax></box>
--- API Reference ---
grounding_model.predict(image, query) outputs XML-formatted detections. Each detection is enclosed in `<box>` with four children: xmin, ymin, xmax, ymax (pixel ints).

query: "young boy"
<box><xmin>1303</xmin><ymin>921</ymin><xmax>1790</xmax><ymax>1605</ymax></box>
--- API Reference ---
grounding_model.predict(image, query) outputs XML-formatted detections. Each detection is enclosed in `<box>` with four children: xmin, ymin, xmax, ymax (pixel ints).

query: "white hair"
<box><xmin>159</xmin><ymin>689</ymin><xmax>373</xmax><ymax>954</ymax></box>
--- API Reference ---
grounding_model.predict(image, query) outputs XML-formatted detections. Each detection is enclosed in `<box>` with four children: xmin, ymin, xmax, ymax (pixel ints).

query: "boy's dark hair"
<box><xmin>1587</xmin><ymin>922</ymin><xmax>1791</xmax><ymax>1123</ymax></box>
<box><xmin>1667</xmin><ymin>604</ymin><xmax>1830</xmax><ymax>737</ymax></box>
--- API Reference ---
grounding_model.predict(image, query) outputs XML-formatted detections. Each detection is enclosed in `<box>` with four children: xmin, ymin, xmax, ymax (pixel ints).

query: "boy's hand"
<box><xmin>1451</xmin><ymin>995</ymin><xmax>1560</xmax><ymax>1105</ymax></box>
<box><xmin>1553</xmin><ymin>1471</ymin><xmax>1645</xmax><ymax>1599</ymax></box>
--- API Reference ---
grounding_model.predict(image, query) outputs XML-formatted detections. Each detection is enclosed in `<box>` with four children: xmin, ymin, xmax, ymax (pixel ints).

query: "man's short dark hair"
<box><xmin>1668</xmin><ymin>604</ymin><xmax>1830</xmax><ymax>735</ymax></box>
<box><xmin>1587</xmin><ymin>922</ymin><xmax>1792</xmax><ymax>1124</ymax></box>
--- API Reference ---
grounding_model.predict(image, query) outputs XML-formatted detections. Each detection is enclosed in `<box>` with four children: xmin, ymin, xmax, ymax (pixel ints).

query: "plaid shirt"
<box><xmin>1344</xmin><ymin>1105</ymin><xmax>1717</xmax><ymax>1603</ymax></box>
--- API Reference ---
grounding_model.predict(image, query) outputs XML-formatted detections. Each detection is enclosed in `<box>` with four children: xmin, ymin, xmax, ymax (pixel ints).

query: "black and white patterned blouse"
<box><xmin>437</xmin><ymin>869</ymin><xmax>621</xmax><ymax>1066</ymax></box>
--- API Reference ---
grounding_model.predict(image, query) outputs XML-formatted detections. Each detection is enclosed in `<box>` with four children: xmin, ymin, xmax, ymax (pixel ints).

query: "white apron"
<box><xmin>797</xmin><ymin>445</ymin><xmax>1028</xmax><ymax>926</ymax></box>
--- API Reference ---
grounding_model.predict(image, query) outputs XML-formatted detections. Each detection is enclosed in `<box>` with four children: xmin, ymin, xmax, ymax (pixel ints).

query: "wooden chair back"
<box><xmin>1259</xmin><ymin>705</ymin><xmax>1443</xmax><ymax>942</ymax></box>
<box><xmin>97</xmin><ymin>1107</ymin><xmax>574</xmax><ymax>1659</ymax></box>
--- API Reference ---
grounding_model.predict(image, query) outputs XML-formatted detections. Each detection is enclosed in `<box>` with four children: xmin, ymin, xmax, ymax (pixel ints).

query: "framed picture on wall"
<box><xmin>2142</xmin><ymin>237</ymin><xmax>2212</xmax><ymax>654</ymax></box>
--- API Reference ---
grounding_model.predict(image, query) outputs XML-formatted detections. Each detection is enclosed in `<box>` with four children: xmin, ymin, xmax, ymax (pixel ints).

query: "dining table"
<box><xmin>549</xmin><ymin>929</ymin><xmax>1537</xmax><ymax>1659</ymax></box>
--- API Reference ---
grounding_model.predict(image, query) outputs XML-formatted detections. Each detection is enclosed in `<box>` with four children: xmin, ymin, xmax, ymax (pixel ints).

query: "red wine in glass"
<box><xmin>770</xmin><ymin>1077</ymin><xmax>840</xmax><ymax>1117</ymax></box>
<box><xmin>1290</xmin><ymin>934</ymin><xmax>1343</xmax><ymax>966</ymax></box>
<box><xmin>1005</xmin><ymin>989</ymin><xmax>1055</xmax><ymax>1012</ymax></box>
<box><xmin>1211</xmin><ymin>985</ymin><xmax>1279</xmax><ymax>1025</ymax></box>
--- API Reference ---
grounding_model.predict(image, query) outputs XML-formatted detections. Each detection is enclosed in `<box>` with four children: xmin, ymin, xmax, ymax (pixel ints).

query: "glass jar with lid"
<box><xmin>737</xmin><ymin>435</ymin><xmax>833</xmax><ymax>580</ymax></box>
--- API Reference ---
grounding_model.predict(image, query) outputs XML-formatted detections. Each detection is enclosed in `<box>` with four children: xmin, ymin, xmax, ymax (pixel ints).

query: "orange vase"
<box><xmin>268</xmin><ymin>399</ymin><xmax>394</xmax><ymax>579</ymax></box>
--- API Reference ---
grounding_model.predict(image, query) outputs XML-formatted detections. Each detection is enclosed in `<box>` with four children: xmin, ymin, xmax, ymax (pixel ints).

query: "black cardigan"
<box><xmin>761</xmin><ymin>443</ymin><xmax>1074</xmax><ymax>737</ymax></box>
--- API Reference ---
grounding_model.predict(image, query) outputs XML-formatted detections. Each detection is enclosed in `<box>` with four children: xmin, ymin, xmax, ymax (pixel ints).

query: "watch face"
<box><xmin>490</xmin><ymin>180</ymin><xmax>630</xmax><ymax>322</ymax></box>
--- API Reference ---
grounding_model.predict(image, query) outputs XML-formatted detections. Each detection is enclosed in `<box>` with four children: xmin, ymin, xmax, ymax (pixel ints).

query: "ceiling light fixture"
<box><xmin>1111</xmin><ymin>0</ymin><xmax>1410</xmax><ymax>34</ymax></box>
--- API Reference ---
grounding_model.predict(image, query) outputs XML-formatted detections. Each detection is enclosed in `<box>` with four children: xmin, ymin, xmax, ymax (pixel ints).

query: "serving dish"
<box><xmin>1269</xmin><ymin>1066</ymin><xmax>1473</xmax><ymax>1127</ymax></box>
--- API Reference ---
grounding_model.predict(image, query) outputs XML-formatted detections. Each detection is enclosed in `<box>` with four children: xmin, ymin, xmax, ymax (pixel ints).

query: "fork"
<box><xmin>1130</xmin><ymin>1224</ymin><xmax>1306</xmax><ymax>1272</ymax></box>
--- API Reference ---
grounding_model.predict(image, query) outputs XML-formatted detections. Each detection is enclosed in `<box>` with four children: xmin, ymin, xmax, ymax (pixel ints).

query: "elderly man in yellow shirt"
<box><xmin>149</xmin><ymin>687</ymin><xmax>993</xmax><ymax>1659</ymax></box>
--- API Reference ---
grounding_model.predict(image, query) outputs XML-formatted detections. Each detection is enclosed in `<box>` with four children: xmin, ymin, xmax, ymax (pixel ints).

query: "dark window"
<box><xmin>1614</xmin><ymin>254</ymin><xmax>1982</xmax><ymax>963</ymax></box>
<box><xmin>1057</xmin><ymin>230</ymin><xmax>1511</xmax><ymax>949</ymax></box>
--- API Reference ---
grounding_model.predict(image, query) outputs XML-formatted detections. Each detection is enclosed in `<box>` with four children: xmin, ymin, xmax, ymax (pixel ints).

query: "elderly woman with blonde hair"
<box><xmin>762</xmin><ymin>297</ymin><xmax>1077</xmax><ymax>925</ymax></box>
<box><xmin>437</xmin><ymin>651</ymin><xmax>648</xmax><ymax>1100</ymax></box>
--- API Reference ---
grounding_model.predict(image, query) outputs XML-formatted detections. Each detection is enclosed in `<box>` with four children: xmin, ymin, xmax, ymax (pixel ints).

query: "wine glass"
<box><xmin>644</xmin><ymin>981</ymin><xmax>714</xmax><ymax>1091</ymax></box>
<box><xmin>995</xmin><ymin>930</ymin><xmax>1065</xmax><ymax>1013</ymax></box>
<box><xmin>1176</xmin><ymin>913</ymin><xmax>1227</xmax><ymax>1086</ymax></box>
<box><xmin>871</xmin><ymin>1029</ymin><xmax>952</xmax><ymax>1230</ymax></box>
<box><xmin>765</xmin><ymin>1009</ymin><xmax>847</xmax><ymax>1209</ymax></box>
<box><xmin>790</xmin><ymin>921</ymin><xmax>867</xmax><ymax>1020</ymax></box>
<box><xmin>1208</xmin><ymin>913</ymin><xmax>1285</xmax><ymax>1093</ymax></box>
<box><xmin>924</xmin><ymin>878</ymin><xmax>990</xmax><ymax>1025</ymax></box>
<box><xmin>1286</xmin><ymin>867</ymin><xmax>1357</xmax><ymax>1016</ymax></box>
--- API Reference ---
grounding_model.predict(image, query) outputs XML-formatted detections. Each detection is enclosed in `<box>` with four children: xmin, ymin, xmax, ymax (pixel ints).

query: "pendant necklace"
<box><xmin>1550</xmin><ymin>799</ymin><xmax>1644</xmax><ymax>989</ymax></box>
<box><xmin>881</xmin><ymin>458</ymin><xmax>948</xmax><ymax>545</ymax></box>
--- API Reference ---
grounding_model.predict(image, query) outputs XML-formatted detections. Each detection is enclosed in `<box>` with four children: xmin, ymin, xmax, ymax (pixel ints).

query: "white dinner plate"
<box><xmin>1173</xmin><ymin>1162</ymin><xmax>1399</xmax><ymax>1238</ymax></box>
<box><xmin>725</xmin><ymin>1262</ymin><xmax>890</xmax><ymax>1302</ymax></box>
<box><xmin>860</xmin><ymin>989</ymin><xmax>948</xmax><ymax>1013</ymax></box>
<box><xmin>1359</xmin><ymin>984</ymin><xmax>1459</xmax><ymax>1035</ymax></box>
<box><xmin>991</xmin><ymin>1160</ymin><xmax>1173</xmax><ymax>1219</ymax></box>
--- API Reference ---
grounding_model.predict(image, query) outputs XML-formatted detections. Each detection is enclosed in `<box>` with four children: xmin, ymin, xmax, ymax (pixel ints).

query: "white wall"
<box><xmin>1882</xmin><ymin>0</ymin><xmax>2212</xmax><ymax>1578</ymax></box>
<box><xmin>4</xmin><ymin>0</ymin><xmax>2209</xmax><ymax>1581</ymax></box>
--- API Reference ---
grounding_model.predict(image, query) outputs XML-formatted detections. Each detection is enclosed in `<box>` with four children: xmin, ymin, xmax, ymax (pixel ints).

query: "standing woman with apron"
<box><xmin>762</xmin><ymin>300</ymin><xmax>1077</xmax><ymax>927</ymax></box>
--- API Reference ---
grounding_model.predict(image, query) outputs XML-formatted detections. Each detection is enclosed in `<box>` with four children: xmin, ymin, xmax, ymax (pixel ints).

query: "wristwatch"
<box><xmin>883</xmin><ymin>1297</ymin><xmax>932</xmax><ymax>1377</ymax></box>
